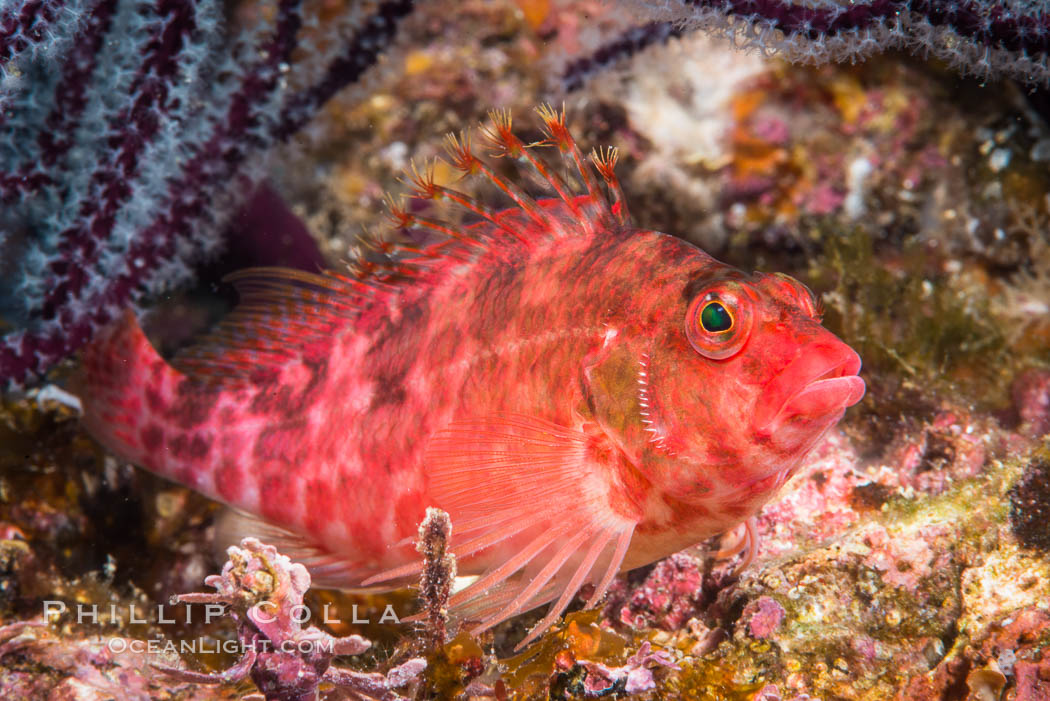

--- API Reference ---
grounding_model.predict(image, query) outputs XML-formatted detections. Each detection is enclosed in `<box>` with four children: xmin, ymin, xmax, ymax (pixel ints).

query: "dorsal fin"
<box><xmin>397</xmin><ymin>104</ymin><xmax>632</xmax><ymax>244</ymax></box>
<box><xmin>171</xmin><ymin>268</ymin><xmax>368</xmax><ymax>385</ymax></box>
<box><xmin>173</xmin><ymin>107</ymin><xmax>632</xmax><ymax>387</ymax></box>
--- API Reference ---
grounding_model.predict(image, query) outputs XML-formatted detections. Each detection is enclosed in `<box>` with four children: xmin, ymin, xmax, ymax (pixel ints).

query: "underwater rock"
<box><xmin>603</xmin><ymin>553</ymin><xmax>706</xmax><ymax>631</ymax></box>
<box><xmin>0</xmin><ymin>619</ymin><xmax>225</xmax><ymax>701</ymax></box>
<box><xmin>1012</xmin><ymin>368</ymin><xmax>1050</xmax><ymax>439</ymax></box>
<box><xmin>1009</xmin><ymin>455</ymin><xmax>1050</xmax><ymax>553</ymax></box>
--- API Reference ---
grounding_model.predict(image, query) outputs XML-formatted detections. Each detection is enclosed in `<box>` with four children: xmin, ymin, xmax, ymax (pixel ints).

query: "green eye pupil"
<box><xmin>700</xmin><ymin>302</ymin><xmax>733</xmax><ymax>333</ymax></box>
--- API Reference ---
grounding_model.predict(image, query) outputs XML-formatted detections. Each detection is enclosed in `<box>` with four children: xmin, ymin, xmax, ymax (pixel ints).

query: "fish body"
<box><xmin>79</xmin><ymin>109</ymin><xmax>864</xmax><ymax>643</ymax></box>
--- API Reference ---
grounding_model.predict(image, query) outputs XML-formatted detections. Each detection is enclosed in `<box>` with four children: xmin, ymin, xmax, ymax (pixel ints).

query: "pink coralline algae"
<box><xmin>603</xmin><ymin>553</ymin><xmax>706</xmax><ymax>631</ymax></box>
<box><xmin>578</xmin><ymin>641</ymin><xmax>679</xmax><ymax>696</ymax></box>
<box><xmin>887</xmin><ymin>409</ymin><xmax>989</xmax><ymax>494</ymax></box>
<box><xmin>0</xmin><ymin>619</ymin><xmax>212</xmax><ymax>700</ymax></box>
<box><xmin>752</xmin><ymin>431</ymin><xmax>870</xmax><ymax>559</ymax></box>
<box><xmin>156</xmin><ymin>537</ymin><xmax>425</xmax><ymax>701</ymax></box>
<box><xmin>860</xmin><ymin>523</ymin><xmax>952</xmax><ymax>590</ymax></box>
<box><xmin>742</xmin><ymin>596</ymin><xmax>786</xmax><ymax>640</ymax></box>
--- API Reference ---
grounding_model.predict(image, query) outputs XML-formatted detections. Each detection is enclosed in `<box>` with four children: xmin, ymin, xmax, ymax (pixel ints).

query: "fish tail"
<box><xmin>76</xmin><ymin>310</ymin><xmax>184</xmax><ymax>469</ymax></box>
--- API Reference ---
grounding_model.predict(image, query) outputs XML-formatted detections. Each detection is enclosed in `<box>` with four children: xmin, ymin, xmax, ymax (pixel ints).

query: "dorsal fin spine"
<box><xmin>591</xmin><ymin>146</ymin><xmax>632</xmax><ymax>226</ymax></box>
<box><xmin>482</xmin><ymin>109</ymin><xmax>583</xmax><ymax>221</ymax></box>
<box><xmin>536</xmin><ymin>103</ymin><xmax>607</xmax><ymax>218</ymax></box>
<box><xmin>444</xmin><ymin>132</ymin><xmax>551</xmax><ymax>234</ymax></box>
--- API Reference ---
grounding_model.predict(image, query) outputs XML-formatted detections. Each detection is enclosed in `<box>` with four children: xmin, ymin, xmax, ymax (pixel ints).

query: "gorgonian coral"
<box><xmin>0</xmin><ymin>0</ymin><xmax>413</xmax><ymax>390</ymax></box>
<box><xmin>562</xmin><ymin>0</ymin><xmax>1050</xmax><ymax>91</ymax></box>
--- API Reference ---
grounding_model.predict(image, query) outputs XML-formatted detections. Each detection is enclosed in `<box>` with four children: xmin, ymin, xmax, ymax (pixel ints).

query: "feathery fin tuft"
<box><xmin>592</xmin><ymin>146</ymin><xmax>631</xmax><ymax>225</ymax></box>
<box><xmin>536</xmin><ymin>103</ymin><xmax>603</xmax><ymax>208</ymax></box>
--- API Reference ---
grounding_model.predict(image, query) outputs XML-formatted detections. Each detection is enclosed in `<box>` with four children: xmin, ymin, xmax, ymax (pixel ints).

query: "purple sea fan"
<box><xmin>0</xmin><ymin>0</ymin><xmax>414</xmax><ymax>390</ymax></box>
<box><xmin>564</xmin><ymin>0</ymin><xmax>1050</xmax><ymax>91</ymax></box>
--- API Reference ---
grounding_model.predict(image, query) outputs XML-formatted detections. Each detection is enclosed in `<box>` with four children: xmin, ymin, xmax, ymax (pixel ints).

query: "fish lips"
<box><xmin>753</xmin><ymin>343</ymin><xmax>865</xmax><ymax>437</ymax></box>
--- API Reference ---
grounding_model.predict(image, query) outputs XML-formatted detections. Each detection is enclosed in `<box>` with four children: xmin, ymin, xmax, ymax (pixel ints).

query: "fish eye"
<box><xmin>685</xmin><ymin>283</ymin><xmax>755</xmax><ymax>360</ymax></box>
<box><xmin>700</xmin><ymin>301</ymin><xmax>733</xmax><ymax>333</ymax></box>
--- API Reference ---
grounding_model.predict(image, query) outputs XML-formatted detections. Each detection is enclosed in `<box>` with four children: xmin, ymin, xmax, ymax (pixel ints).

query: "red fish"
<box><xmin>78</xmin><ymin>107</ymin><xmax>864</xmax><ymax>647</ymax></box>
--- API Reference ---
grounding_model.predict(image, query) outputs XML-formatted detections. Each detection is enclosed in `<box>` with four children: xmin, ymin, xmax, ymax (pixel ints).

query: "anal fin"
<box><xmin>215</xmin><ymin>509</ymin><xmax>405</xmax><ymax>591</ymax></box>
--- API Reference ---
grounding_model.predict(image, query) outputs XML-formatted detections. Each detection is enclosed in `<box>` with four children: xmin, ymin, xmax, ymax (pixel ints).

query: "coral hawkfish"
<box><xmin>78</xmin><ymin>107</ymin><xmax>864</xmax><ymax>647</ymax></box>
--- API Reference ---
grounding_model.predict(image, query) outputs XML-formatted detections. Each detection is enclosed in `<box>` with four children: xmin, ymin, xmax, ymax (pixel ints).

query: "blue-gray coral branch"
<box><xmin>0</xmin><ymin>0</ymin><xmax>414</xmax><ymax>389</ymax></box>
<box><xmin>565</xmin><ymin>0</ymin><xmax>1049</xmax><ymax>90</ymax></box>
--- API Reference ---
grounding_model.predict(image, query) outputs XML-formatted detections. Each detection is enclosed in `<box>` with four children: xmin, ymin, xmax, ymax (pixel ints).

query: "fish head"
<box><xmin>627</xmin><ymin>268</ymin><xmax>865</xmax><ymax>505</ymax></box>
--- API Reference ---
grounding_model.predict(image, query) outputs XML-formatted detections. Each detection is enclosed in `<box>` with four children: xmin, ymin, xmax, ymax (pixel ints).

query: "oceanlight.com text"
<box><xmin>106</xmin><ymin>637</ymin><xmax>337</xmax><ymax>656</ymax></box>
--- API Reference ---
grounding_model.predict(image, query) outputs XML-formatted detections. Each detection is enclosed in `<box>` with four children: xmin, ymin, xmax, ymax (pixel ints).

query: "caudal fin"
<box><xmin>76</xmin><ymin>309</ymin><xmax>183</xmax><ymax>469</ymax></box>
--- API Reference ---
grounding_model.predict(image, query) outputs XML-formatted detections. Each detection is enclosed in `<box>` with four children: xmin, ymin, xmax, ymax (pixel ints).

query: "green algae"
<box><xmin>813</xmin><ymin>226</ymin><xmax>1005</xmax><ymax>390</ymax></box>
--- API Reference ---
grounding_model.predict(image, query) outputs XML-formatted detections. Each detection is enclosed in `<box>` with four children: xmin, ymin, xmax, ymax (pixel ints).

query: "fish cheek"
<box><xmin>582</xmin><ymin>339</ymin><xmax>645</xmax><ymax>440</ymax></box>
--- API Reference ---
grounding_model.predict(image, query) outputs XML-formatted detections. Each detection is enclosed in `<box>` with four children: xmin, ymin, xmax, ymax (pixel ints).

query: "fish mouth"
<box><xmin>752</xmin><ymin>343</ymin><xmax>865</xmax><ymax>436</ymax></box>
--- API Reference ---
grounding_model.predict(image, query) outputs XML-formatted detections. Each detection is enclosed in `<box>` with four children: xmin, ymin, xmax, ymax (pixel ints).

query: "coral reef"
<box><xmin>2</xmin><ymin>0</ymin><xmax>1050</xmax><ymax>698</ymax></box>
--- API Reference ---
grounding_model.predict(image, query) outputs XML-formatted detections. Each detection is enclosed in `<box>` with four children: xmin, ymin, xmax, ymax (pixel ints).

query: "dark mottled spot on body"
<box><xmin>140</xmin><ymin>424</ymin><xmax>164</xmax><ymax>453</ymax></box>
<box><xmin>169</xmin><ymin>378</ymin><xmax>217</xmax><ymax>429</ymax></box>
<box><xmin>215</xmin><ymin>460</ymin><xmax>245</xmax><ymax>503</ymax></box>
<box><xmin>168</xmin><ymin>433</ymin><xmax>210</xmax><ymax>461</ymax></box>
<box><xmin>426</xmin><ymin>324</ymin><xmax>461</xmax><ymax>371</ymax></box>
<box><xmin>254</xmin><ymin>422</ymin><xmax>306</xmax><ymax>464</ymax></box>
<box><xmin>285</xmin><ymin>353</ymin><xmax>328</xmax><ymax>419</ymax></box>
<box><xmin>468</xmin><ymin>262</ymin><xmax>523</xmax><ymax>343</ymax></box>
<box><xmin>370</xmin><ymin>379</ymin><xmax>407</xmax><ymax>410</ymax></box>
<box><xmin>251</xmin><ymin>383</ymin><xmax>294</xmax><ymax>416</ymax></box>
<box><xmin>368</xmin><ymin>302</ymin><xmax>428</xmax><ymax>361</ymax></box>
<box><xmin>189</xmin><ymin>434</ymin><xmax>212</xmax><ymax>460</ymax></box>
<box><xmin>248</xmin><ymin>367</ymin><xmax>280</xmax><ymax>385</ymax></box>
<box><xmin>145</xmin><ymin>387</ymin><xmax>165</xmax><ymax>413</ymax></box>
<box><xmin>169</xmin><ymin>434</ymin><xmax>189</xmax><ymax>460</ymax></box>
<box><xmin>366</xmin><ymin>303</ymin><xmax>429</xmax><ymax>409</ymax></box>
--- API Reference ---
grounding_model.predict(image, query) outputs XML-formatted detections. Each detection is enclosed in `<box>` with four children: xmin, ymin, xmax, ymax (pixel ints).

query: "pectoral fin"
<box><xmin>366</xmin><ymin>413</ymin><xmax>637</xmax><ymax>647</ymax></box>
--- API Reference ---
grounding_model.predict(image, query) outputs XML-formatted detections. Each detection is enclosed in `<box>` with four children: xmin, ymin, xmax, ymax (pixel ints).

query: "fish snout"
<box><xmin>752</xmin><ymin>340</ymin><xmax>865</xmax><ymax>436</ymax></box>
